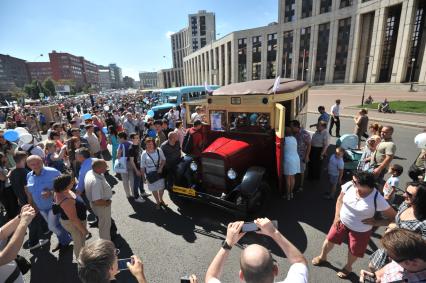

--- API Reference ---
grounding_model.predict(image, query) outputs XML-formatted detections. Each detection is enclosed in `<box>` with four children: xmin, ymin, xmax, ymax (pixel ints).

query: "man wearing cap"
<box><xmin>84</xmin><ymin>124</ymin><xmax>101</xmax><ymax>158</ymax></box>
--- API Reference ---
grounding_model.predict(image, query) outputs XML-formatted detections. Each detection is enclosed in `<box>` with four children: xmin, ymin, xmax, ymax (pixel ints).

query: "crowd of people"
<box><xmin>0</xmin><ymin>91</ymin><xmax>424</xmax><ymax>283</ymax></box>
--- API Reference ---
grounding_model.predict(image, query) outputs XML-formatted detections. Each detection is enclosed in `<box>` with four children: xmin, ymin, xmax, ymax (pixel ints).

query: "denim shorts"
<box><xmin>329</xmin><ymin>174</ymin><xmax>339</xmax><ymax>185</ymax></box>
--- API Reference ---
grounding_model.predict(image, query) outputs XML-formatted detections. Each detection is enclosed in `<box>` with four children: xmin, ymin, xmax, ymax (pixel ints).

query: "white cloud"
<box><xmin>165</xmin><ymin>31</ymin><xmax>174</xmax><ymax>39</ymax></box>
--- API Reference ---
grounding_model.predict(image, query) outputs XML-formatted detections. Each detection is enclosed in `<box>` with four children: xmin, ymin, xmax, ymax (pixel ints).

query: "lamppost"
<box><xmin>305</xmin><ymin>68</ymin><xmax>309</xmax><ymax>82</ymax></box>
<box><xmin>318</xmin><ymin>67</ymin><xmax>323</xmax><ymax>85</ymax></box>
<box><xmin>409</xmin><ymin>57</ymin><xmax>416</xmax><ymax>92</ymax></box>
<box><xmin>361</xmin><ymin>56</ymin><xmax>373</xmax><ymax>106</ymax></box>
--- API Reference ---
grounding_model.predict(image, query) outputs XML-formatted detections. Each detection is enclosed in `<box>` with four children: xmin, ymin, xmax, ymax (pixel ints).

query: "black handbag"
<box><xmin>15</xmin><ymin>255</ymin><xmax>31</xmax><ymax>275</ymax></box>
<box><xmin>52</xmin><ymin>197</ymin><xmax>69</xmax><ymax>215</ymax></box>
<box><xmin>145</xmin><ymin>149</ymin><xmax>161</xmax><ymax>184</ymax></box>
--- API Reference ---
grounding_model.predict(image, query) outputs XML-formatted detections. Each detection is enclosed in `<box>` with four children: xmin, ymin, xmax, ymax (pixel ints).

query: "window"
<box><xmin>301</xmin><ymin>0</ymin><xmax>313</xmax><ymax>18</ymax></box>
<box><xmin>405</xmin><ymin>1</ymin><xmax>426</xmax><ymax>82</ymax></box>
<box><xmin>201</xmin><ymin>38</ymin><xmax>206</xmax><ymax>48</ymax></box>
<box><xmin>333</xmin><ymin>18</ymin><xmax>351</xmax><ymax>83</ymax></box>
<box><xmin>298</xmin><ymin>27</ymin><xmax>311</xmax><ymax>80</ymax></box>
<box><xmin>200</xmin><ymin>16</ymin><xmax>206</xmax><ymax>36</ymax></box>
<box><xmin>210</xmin><ymin>110</ymin><xmax>227</xmax><ymax>131</ymax></box>
<box><xmin>284</xmin><ymin>0</ymin><xmax>296</xmax><ymax>22</ymax></box>
<box><xmin>379</xmin><ymin>5</ymin><xmax>402</xmax><ymax>82</ymax></box>
<box><xmin>228</xmin><ymin>112</ymin><xmax>271</xmax><ymax>133</ymax></box>
<box><xmin>252</xmin><ymin>36</ymin><xmax>262</xmax><ymax>80</ymax></box>
<box><xmin>315</xmin><ymin>22</ymin><xmax>330</xmax><ymax>83</ymax></box>
<box><xmin>238</xmin><ymin>38</ymin><xmax>247</xmax><ymax>82</ymax></box>
<box><xmin>340</xmin><ymin>0</ymin><xmax>352</xmax><ymax>8</ymax></box>
<box><xmin>267</xmin><ymin>33</ymin><xmax>277</xmax><ymax>79</ymax></box>
<box><xmin>227</xmin><ymin>41</ymin><xmax>232</xmax><ymax>84</ymax></box>
<box><xmin>282</xmin><ymin>31</ymin><xmax>293</xmax><ymax>78</ymax></box>
<box><xmin>320</xmin><ymin>0</ymin><xmax>332</xmax><ymax>14</ymax></box>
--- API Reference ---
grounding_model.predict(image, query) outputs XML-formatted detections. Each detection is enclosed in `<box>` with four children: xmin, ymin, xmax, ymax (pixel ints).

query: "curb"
<box><xmin>345</xmin><ymin>106</ymin><xmax>426</xmax><ymax>116</ymax></box>
<box><xmin>307</xmin><ymin>111</ymin><xmax>426</xmax><ymax>128</ymax></box>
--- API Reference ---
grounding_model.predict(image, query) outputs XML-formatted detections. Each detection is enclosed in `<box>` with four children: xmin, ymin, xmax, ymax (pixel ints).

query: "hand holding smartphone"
<box><xmin>118</xmin><ymin>258</ymin><xmax>134</xmax><ymax>271</ymax></box>
<box><xmin>241</xmin><ymin>220</ymin><xmax>278</xmax><ymax>232</ymax></box>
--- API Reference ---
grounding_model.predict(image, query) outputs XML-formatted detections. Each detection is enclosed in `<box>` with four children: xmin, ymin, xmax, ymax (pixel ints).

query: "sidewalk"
<box><xmin>309</xmin><ymin>87</ymin><xmax>426</xmax><ymax>128</ymax></box>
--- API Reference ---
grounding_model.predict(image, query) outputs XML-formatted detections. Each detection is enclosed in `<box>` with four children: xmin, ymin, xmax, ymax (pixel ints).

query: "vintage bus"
<box><xmin>171</xmin><ymin>78</ymin><xmax>309</xmax><ymax>216</ymax></box>
<box><xmin>151</xmin><ymin>85</ymin><xmax>220</xmax><ymax>118</ymax></box>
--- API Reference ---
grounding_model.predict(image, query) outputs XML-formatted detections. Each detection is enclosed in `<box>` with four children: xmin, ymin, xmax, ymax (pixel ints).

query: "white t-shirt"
<box><xmin>207</xmin><ymin>262</ymin><xmax>308</xmax><ymax>283</ymax></box>
<box><xmin>383</xmin><ymin>176</ymin><xmax>400</xmax><ymax>197</ymax></box>
<box><xmin>0</xmin><ymin>229</ymin><xmax>24</xmax><ymax>283</ymax></box>
<box><xmin>339</xmin><ymin>181</ymin><xmax>390</xmax><ymax>232</ymax></box>
<box><xmin>330</xmin><ymin>104</ymin><xmax>340</xmax><ymax>116</ymax></box>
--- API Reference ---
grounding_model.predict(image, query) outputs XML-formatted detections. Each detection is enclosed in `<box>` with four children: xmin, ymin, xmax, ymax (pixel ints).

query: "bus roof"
<box><xmin>161</xmin><ymin>85</ymin><xmax>220</xmax><ymax>95</ymax></box>
<box><xmin>212</xmin><ymin>79</ymin><xmax>307</xmax><ymax>96</ymax></box>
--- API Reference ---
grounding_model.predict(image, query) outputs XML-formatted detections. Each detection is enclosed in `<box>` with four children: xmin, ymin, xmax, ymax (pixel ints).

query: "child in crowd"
<box><xmin>324</xmin><ymin>147</ymin><xmax>345</xmax><ymax>200</ymax></box>
<box><xmin>383</xmin><ymin>164</ymin><xmax>403</xmax><ymax>205</ymax></box>
<box><xmin>45</xmin><ymin>141</ymin><xmax>67</xmax><ymax>173</ymax></box>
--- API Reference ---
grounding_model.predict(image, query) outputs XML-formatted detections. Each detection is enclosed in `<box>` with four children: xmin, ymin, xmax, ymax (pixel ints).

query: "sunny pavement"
<box><xmin>309</xmin><ymin>87</ymin><xmax>426</xmax><ymax>128</ymax></box>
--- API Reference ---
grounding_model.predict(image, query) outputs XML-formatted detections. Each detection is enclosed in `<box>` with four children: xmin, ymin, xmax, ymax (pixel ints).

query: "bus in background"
<box><xmin>151</xmin><ymin>85</ymin><xmax>219</xmax><ymax>119</ymax></box>
<box><xmin>139</xmin><ymin>89</ymin><xmax>163</xmax><ymax>107</ymax></box>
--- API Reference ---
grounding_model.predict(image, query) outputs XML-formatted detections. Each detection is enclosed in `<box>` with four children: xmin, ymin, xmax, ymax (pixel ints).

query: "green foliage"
<box><xmin>358</xmin><ymin>101</ymin><xmax>426</xmax><ymax>114</ymax></box>
<box><xmin>43</xmin><ymin>78</ymin><xmax>56</xmax><ymax>96</ymax></box>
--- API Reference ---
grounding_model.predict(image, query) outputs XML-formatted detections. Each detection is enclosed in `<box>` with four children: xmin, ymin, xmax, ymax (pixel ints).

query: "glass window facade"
<box><xmin>200</xmin><ymin>16</ymin><xmax>206</xmax><ymax>36</ymax></box>
<box><xmin>379</xmin><ymin>4</ymin><xmax>402</xmax><ymax>82</ymax></box>
<box><xmin>333</xmin><ymin>17</ymin><xmax>351</xmax><ymax>83</ymax></box>
<box><xmin>266</xmin><ymin>33</ymin><xmax>277</xmax><ymax>79</ymax></box>
<box><xmin>340</xmin><ymin>0</ymin><xmax>352</xmax><ymax>8</ymax></box>
<box><xmin>191</xmin><ymin>17</ymin><xmax>197</xmax><ymax>36</ymax></box>
<box><xmin>315</xmin><ymin>22</ymin><xmax>330</xmax><ymax>83</ymax></box>
<box><xmin>252</xmin><ymin>36</ymin><xmax>262</xmax><ymax>80</ymax></box>
<box><xmin>298</xmin><ymin>27</ymin><xmax>311</xmax><ymax>80</ymax></box>
<box><xmin>405</xmin><ymin>1</ymin><xmax>426</xmax><ymax>82</ymax></box>
<box><xmin>320</xmin><ymin>0</ymin><xmax>332</xmax><ymax>14</ymax></box>
<box><xmin>201</xmin><ymin>38</ymin><xmax>206</xmax><ymax>48</ymax></box>
<box><xmin>238</xmin><ymin>38</ymin><xmax>247</xmax><ymax>82</ymax></box>
<box><xmin>284</xmin><ymin>0</ymin><xmax>296</xmax><ymax>23</ymax></box>
<box><xmin>301</xmin><ymin>0</ymin><xmax>313</xmax><ymax>18</ymax></box>
<box><xmin>282</xmin><ymin>31</ymin><xmax>293</xmax><ymax>78</ymax></box>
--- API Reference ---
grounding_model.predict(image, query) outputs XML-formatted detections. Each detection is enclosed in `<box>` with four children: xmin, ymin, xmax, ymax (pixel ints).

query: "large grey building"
<box><xmin>158</xmin><ymin>10</ymin><xmax>216</xmax><ymax>88</ymax></box>
<box><xmin>109</xmin><ymin>63</ymin><xmax>123</xmax><ymax>89</ymax></box>
<box><xmin>98</xmin><ymin>67</ymin><xmax>112</xmax><ymax>90</ymax></box>
<box><xmin>184</xmin><ymin>0</ymin><xmax>426</xmax><ymax>86</ymax></box>
<box><xmin>139</xmin><ymin>71</ymin><xmax>158</xmax><ymax>89</ymax></box>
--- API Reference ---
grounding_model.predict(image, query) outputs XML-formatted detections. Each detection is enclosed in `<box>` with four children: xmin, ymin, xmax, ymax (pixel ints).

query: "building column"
<box><xmin>391</xmin><ymin>0</ymin><xmax>416</xmax><ymax>83</ymax></box>
<box><xmin>419</xmin><ymin>44</ymin><xmax>426</xmax><ymax>83</ymax></box>
<box><xmin>347</xmin><ymin>14</ymin><xmax>361</xmax><ymax>83</ymax></box>
<box><xmin>367</xmin><ymin>7</ymin><xmax>386</xmax><ymax>83</ymax></box>
<box><xmin>277</xmin><ymin>28</ymin><xmax>284</xmax><ymax>78</ymax></box>
<box><xmin>325</xmin><ymin>19</ymin><xmax>338</xmax><ymax>83</ymax></box>
<box><xmin>309</xmin><ymin>24</ymin><xmax>318</xmax><ymax>83</ymax></box>
<box><xmin>217</xmin><ymin>46</ymin><xmax>222</xmax><ymax>85</ymax></box>
<box><xmin>198</xmin><ymin>55</ymin><xmax>202</xmax><ymax>85</ymax></box>
<box><xmin>204</xmin><ymin>52</ymin><xmax>209</xmax><ymax>84</ymax></box>
<box><xmin>345</xmin><ymin>15</ymin><xmax>358</xmax><ymax>83</ymax></box>
<box><xmin>261</xmin><ymin>32</ymin><xmax>268</xmax><ymax>79</ymax></box>
<box><xmin>231</xmin><ymin>39</ymin><xmax>237</xmax><ymax>83</ymax></box>
<box><xmin>225</xmin><ymin>43</ymin><xmax>230</xmax><ymax>85</ymax></box>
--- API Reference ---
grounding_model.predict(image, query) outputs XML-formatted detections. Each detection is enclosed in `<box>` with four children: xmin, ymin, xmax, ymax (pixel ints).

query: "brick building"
<box><xmin>26</xmin><ymin>62</ymin><xmax>52</xmax><ymax>82</ymax></box>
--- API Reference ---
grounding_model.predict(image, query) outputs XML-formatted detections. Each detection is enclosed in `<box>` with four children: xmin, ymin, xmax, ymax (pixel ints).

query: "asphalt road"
<box><xmin>19</xmin><ymin>114</ymin><xmax>422</xmax><ymax>283</ymax></box>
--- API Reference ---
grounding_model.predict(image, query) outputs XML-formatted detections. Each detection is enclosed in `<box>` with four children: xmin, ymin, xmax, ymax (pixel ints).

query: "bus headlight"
<box><xmin>227</xmin><ymin>168</ymin><xmax>237</xmax><ymax>180</ymax></box>
<box><xmin>190</xmin><ymin>161</ymin><xmax>198</xmax><ymax>172</ymax></box>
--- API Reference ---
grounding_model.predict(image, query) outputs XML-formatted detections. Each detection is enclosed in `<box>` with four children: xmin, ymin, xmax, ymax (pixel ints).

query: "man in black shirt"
<box><xmin>128</xmin><ymin>133</ymin><xmax>150</xmax><ymax>203</ymax></box>
<box><xmin>160</xmin><ymin>132</ymin><xmax>182</xmax><ymax>190</ymax></box>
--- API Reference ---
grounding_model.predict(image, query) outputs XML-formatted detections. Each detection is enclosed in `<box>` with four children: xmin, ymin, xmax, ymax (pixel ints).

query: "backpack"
<box><xmin>182</xmin><ymin>130</ymin><xmax>193</xmax><ymax>154</ymax></box>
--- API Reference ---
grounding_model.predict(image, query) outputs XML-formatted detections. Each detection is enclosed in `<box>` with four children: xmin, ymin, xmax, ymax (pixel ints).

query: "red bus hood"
<box><xmin>203</xmin><ymin>137</ymin><xmax>250</xmax><ymax>158</ymax></box>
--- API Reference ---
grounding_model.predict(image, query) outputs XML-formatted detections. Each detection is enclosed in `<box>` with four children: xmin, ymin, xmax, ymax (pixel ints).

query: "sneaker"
<box><xmin>140</xmin><ymin>192</ymin><xmax>151</xmax><ymax>198</ymax></box>
<box><xmin>134</xmin><ymin>196</ymin><xmax>145</xmax><ymax>203</ymax></box>
<box><xmin>28</xmin><ymin>239</ymin><xmax>49</xmax><ymax>251</ymax></box>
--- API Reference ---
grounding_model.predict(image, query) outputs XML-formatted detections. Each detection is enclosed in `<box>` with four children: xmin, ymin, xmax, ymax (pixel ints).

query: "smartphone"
<box><xmin>241</xmin><ymin>220</ymin><xmax>278</xmax><ymax>232</ymax></box>
<box><xmin>117</xmin><ymin>258</ymin><xmax>132</xmax><ymax>271</ymax></box>
<box><xmin>180</xmin><ymin>276</ymin><xmax>191</xmax><ymax>283</ymax></box>
<box><xmin>362</xmin><ymin>274</ymin><xmax>376</xmax><ymax>283</ymax></box>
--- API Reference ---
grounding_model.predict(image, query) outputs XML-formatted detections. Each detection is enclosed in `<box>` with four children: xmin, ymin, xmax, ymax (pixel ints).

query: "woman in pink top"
<box><xmin>174</xmin><ymin>120</ymin><xmax>186</xmax><ymax>147</ymax></box>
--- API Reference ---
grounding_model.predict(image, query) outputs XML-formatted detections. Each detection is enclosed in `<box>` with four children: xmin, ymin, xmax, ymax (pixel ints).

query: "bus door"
<box><xmin>274</xmin><ymin>103</ymin><xmax>286</xmax><ymax>192</ymax></box>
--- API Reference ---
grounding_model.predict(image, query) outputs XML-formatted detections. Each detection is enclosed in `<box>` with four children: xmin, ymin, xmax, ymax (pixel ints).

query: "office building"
<box><xmin>26</xmin><ymin>62</ymin><xmax>52</xmax><ymax>82</ymax></box>
<box><xmin>159</xmin><ymin>10</ymin><xmax>216</xmax><ymax>88</ymax></box>
<box><xmin>184</xmin><ymin>0</ymin><xmax>426</xmax><ymax>86</ymax></box>
<box><xmin>0</xmin><ymin>54</ymin><xmax>30</xmax><ymax>95</ymax></box>
<box><xmin>139</xmin><ymin>71</ymin><xmax>158</xmax><ymax>89</ymax></box>
<box><xmin>123</xmin><ymin>76</ymin><xmax>135</xmax><ymax>88</ymax></box>
<box><xmin>109</xmin><ymin>63</ymin><xmax>123</xmax><ymax>89</ymax></box>
<box><xmin>98</xmin><ymin>67</ymin><xmax>112</xmax><ymax>90</ymax></box>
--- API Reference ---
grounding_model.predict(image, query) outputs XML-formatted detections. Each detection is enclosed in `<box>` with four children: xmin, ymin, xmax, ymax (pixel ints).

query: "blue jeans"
<box><xmin>39</xmin><ymin>209</ymin><xmax>72</xmax><ymax>245</ymax></box>
<box><xmin>133</xmin><ymin>173</ymin><xmax>146</xmax><ymax>198</ymax></box>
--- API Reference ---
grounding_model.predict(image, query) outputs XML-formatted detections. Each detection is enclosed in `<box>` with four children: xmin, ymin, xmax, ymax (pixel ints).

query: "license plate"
<box><xmin>172</xmin><ymin>186</ymin><xmax>197</xmax><ymax>197</ymax></box>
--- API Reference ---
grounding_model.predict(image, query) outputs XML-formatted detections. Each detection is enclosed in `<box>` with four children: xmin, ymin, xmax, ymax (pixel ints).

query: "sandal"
<box><xmin>160</xmin><ymin>201</ymin><xmax>168</xmax><ymax>207</ymax></box>
<box><xmin>337</xmin><ymin>268</ymin><xmax>352</xmax><ymax>279</ymax></box>
<box><xmin>311</xmin><ymin>256</ymin><xmax>327</xmax><ymax>266</ymax></box>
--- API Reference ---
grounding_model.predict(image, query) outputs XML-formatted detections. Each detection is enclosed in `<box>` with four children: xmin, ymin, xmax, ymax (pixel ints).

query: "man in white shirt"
<box><xmin>205</xmin><ymin>218</ymin><xmax>308</xmax><ymax>283</ymax></box>
<box><xmin>84</xmin><ymin>124</ymin><xmax>101</xmax><ymax>158</ymax></box>
<box><xmin>329</xmin><ymin>99</ymin><xmax>341</xmax><ymax>137</ymax></box>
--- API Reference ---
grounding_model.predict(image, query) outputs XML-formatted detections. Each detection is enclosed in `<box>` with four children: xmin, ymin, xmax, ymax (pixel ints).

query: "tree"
<box><xmin>43</xmin><ymin>78</ymin><xmax>56</xmax><ymax>96</ymax></box>
<box><xmin>11</xmin><ymin>86</ymin><xmax>27</xmax><ymax>105</ymax></box>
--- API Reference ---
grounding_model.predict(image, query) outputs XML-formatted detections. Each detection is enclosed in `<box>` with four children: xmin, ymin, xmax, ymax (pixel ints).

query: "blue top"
<box><xmin>328</xmin><ymin>154</ymin><xmax>344</xmax><ymax>176</ymax></box>
<box><xmin>319</xmin><ymin>112</ymin><xmax>330</xmax><ymax>123</ymax></box>
<box><xmin>76</xmin><ymin>158</ymin><xmax>93</xmax><ymax>193</ymax></box>
<box><xmin>27</xmin><ymin>167</ymin><xmax>61</xmax><ymax>210</ymax></box>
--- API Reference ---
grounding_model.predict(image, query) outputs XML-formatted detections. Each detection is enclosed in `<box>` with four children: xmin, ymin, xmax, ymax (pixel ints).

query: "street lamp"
<box><xmin>305</xmin><ymin>68</ymin><xmax>309</xmax><ymax>82</ymax></box>
<box><xmin>409</xmin><ymin>57</ymin><xmax>416</xmax><ymax>91</ymax></box>
<box><xmin>361</xmin><ymin>56</ymin><xmax>373</xmax><ymax>106</ymax></box>
<box><xmin>318</xmin><ymin>67</ymin><xmax>323</xmax><ymax>85</ymax></box>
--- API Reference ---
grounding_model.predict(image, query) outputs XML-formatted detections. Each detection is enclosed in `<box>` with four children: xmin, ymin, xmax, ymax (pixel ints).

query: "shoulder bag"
<box><xmin>145</xmin><ymin>149</ymin><xmax>161</xmax><ymax>183</ymax></box>
<box><xmin>113</xmin><ymin>144</ymin><xmax>128</xmax><ymax>174</ymax></box>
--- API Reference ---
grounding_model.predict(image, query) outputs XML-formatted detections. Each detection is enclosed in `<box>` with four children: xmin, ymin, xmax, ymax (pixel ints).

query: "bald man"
<box><xmin>205</xmin><ymin>218</ymin><xmax>308</xmax><ymax>283</ymax></box>
<box><xmin>25</xmin><ymin>155</ymin><xmax>72</xmax><ymax>251</ymax></box>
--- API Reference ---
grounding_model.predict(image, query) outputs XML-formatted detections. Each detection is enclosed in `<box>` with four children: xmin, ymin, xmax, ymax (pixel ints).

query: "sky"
<box><xmin>0</xmin><ymin>0</ymin><xmax>277</xmax><ymax>80</ymax></box>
